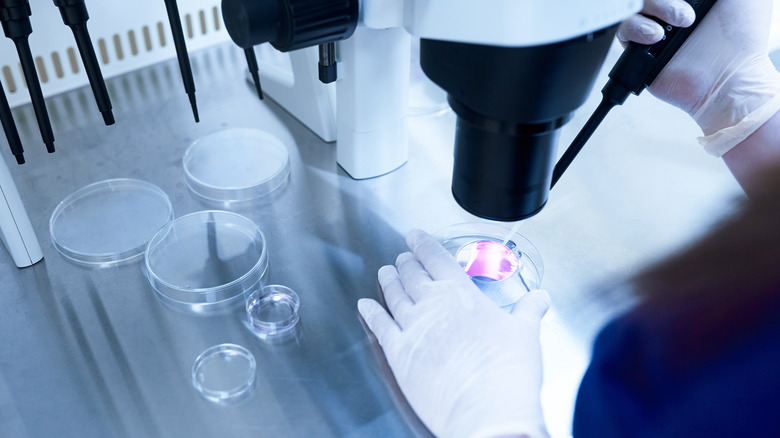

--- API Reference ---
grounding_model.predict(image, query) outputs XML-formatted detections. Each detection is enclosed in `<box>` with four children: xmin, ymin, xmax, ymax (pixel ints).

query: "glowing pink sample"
<box><xmin>460</xmin><ymin>240</ymin><xmax>519</xmax><ymax>281</ymax></box>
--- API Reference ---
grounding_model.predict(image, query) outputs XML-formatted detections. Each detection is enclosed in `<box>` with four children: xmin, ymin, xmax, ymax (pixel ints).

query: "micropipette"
<box><xmin>551</xmin><ymin>0</ymin><xmax>718</xmax><ymax>188</ymax></box>
<box><xmin>244</xmin><ymin>47</ymin><xmax>264</xmax><ymax>100</ymax></box>
<box><xmin>53</xmin><ymin>0</ymin><xmax>114</xmax><ymax>125</ymax></box>
<box><xmin>162</xmin><ymin>0</ymin><xmax>199</xmax><ymax>122</ymax></box>
<box><xmin>0</xmin><ymin>0</ymin><xmax>56</xmax><ymax>153</ymax></box>
<box><xmin>1</xmin><ymin>79</ymin><xmax>24</xmax><ymax>164</ymax></box>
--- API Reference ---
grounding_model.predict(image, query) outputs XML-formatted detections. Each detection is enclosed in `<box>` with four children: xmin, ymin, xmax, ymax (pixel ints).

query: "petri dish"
<box><xmin>49</xmin><ymin>179</ymin><xmax>173</xmax><ymax>266</ymax></box>
<box><xmin>433</xmin><ymin>222</ymin><xmax>543</xmax><ymax>310</ymax></box>
<box><xmin>192</xmin><ymin>344</ymin><xmax>256</xmax><ymax>404</ymax></box>
<box><xmin>246</xmin><ymin>285</ymin><xmax>300</xmax><ymax>335</ymax></box>
<box><xmin>183</xmin><ymin>128</ymin><xmax>290</xmax><ymax>202</ymax></box>
<box><xmin>144</xmin><ymin>210</ymin><xmax>269</xmax><ymax>314</ymax></box>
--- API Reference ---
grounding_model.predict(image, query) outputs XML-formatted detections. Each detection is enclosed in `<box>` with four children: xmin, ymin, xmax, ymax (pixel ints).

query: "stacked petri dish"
<box><xmin>144</xmin><ymin>211</ymin><xmax>269</xmax><ymax>314</ymax></box>
<box><xmin>183</xmin><ymin>128</ymin><xmax>290</xmax><ymax>204</ymax></box>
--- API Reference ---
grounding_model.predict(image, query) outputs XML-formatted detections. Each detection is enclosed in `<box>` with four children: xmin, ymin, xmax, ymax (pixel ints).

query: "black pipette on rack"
<box><xmin>1</xmin><ymin>79</ymin><xmax>24</xmax><ymax>164</ymax></box>
<box><xmin>551</xmin><ymin>0</ymin><xmax>718</xmax><ymax>188</ymax></box>
<box><xmin>163</xmin><ymin>0</ymin><xmax>199</xmax><ymax>122</ymax></box>
<box><xmin>53</xmin><ymin>0</ymin><xmax>114</xmax><ymax>125</ymax></box>
<box><xmin>0</xmin><ymin>0</ymin><xmax>55</xmax><ymax>153</ymax></box>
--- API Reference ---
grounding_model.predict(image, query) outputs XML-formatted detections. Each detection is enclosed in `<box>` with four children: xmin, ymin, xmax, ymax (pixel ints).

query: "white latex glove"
<box><xmin>358</xmin><ymin>229</ymin><xmax>551</xmax><ymax>438</ymax></box>
<box><xmin>617</xmin><ymin>0</ymin><xmax>780</xmax><ymax>156</ymax></box>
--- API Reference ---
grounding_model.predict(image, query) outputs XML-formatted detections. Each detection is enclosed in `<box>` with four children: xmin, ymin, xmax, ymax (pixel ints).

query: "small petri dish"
<box><xmin>433</xmin><ymin>222</ymin><xmax>543</xmax><ymax>310</ymax></box>
<box><xmin>183</xmin><ymin>128</ymin><xmax>290</xmax><ymax>203</ymax></box>
<box><xmin>192</xmin><ymin>343</ymin><xmax>256</xmax><ymax>404</ymax></box>
<box><xmin>246</xmin><ymin>285</ymin><xmax>300</xmax><ymax>335</ymax></box>
<box><xmin>144</xmin><ymin>210</ymin><xmax>269</xmax><ymax>314</ymax></box>
<box><xmin>49</xmin><ymin>179</ymin><xmax>173</xmax><ymax>266</ymax></box>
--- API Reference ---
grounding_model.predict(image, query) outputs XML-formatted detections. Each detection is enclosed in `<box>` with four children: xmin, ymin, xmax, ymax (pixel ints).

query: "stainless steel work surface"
<box><xmin>0</xmin><ymin>43</ymin><xmax>743</xmax><ymax>437</ymax></box>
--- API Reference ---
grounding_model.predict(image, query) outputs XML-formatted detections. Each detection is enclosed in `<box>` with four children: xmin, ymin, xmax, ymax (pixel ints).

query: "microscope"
<box><xmin>221</xmin><ymin>0</ymin><xmax>642</xmax><ymax>221</ymax></box>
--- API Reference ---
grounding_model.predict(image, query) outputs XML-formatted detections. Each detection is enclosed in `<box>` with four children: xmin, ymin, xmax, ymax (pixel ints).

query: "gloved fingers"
<box><xmin>406</xmin><ymin>229</ymin><xmax>471</xmax><ymax>283</ymax></box>
<box><xmin>358</xmin><ymin>298</ymin><xmax>402</xmax><ymax>348</ymax></box>
<box><xmin>395</xmin><ymin>251</ymin><xmax>437</xmax><ymax>303</ymax></box>
<box><xmin>616</xmin><ymin>14</ymin><xmax>666</xmax><ymax>46</ymax></box>
<box><xmin>378</xmin><ymin>264</ymin><xmax>417</xmax><ymax>328</ymax></box>
<box><xmin>510</xmin><ymin>289</ymin><xmax>551</xmax><ymax>322</ymax></box>
<box><xmin>641</xmin><ymin>0</ymin><xmax>695</xmax><ymax>28</ymax></box>
<box><xmin>616</xmin><ymin>0</ymin><xmax>694</xmax><ymax>46</ymax></box>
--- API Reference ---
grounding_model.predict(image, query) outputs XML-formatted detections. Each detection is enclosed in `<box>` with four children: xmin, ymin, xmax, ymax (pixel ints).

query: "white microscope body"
<box><xmin>250</xmin><ymin>0</ymin><xmax>640</xmax><ymax>179</ymax></box>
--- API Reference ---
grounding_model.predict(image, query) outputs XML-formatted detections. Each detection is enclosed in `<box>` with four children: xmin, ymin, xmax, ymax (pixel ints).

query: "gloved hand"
<box><xmin>358</xmin><ymin>229</ymin><xmax>551</xmax><ymax>438</ymax></box>
<box><xmin>617</xmin><ymin>0</ymin><xmax>780</xmax><ymax>156</ymax></box>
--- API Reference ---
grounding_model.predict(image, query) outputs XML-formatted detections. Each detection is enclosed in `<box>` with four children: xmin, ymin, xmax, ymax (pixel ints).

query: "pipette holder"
<box><xmin>253</xmin><ymin>3</ymin><xmax>410</xmax><ymax>179</ymax></box>
<box><xmin>1</xmin><ymin>0</ymin><xmax>228</xmax><ymax>108</ymax></box>
<box><xmin>0</xmin><ymin>0</ymin><xmax>226</xmax><ymax>268</ymax></box>
<box><xmin>0</xmin><ymin>153</ymin><xmax>42</xmax><ymax>267</ymax></box>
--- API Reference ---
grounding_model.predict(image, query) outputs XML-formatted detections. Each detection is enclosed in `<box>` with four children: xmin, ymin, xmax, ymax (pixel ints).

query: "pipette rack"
<box><xmin>0</xmin><ymin>0</ymin><xmax>229</xmax><ymax>108</ymax></box>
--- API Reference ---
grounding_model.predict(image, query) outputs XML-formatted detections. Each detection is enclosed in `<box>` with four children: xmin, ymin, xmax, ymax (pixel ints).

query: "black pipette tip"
<box><xmin>188</xmin><ymin>93</ymin><xmax>199</xmax><ymax>123</ymax></box>
<box><xmin>56</xmin><ymin>0</ymin><xmax>114</xmax><ymax>128</ymax></box>
<box><xmin>102</xmin><ymin>110</ymin><xmax>115</xmax><ymax>126</ymax></box>
<box><xmin>164</xmin><ymin>0</ymin><xmax>199</xmax><ymax>123</ymax></box>
<box><xmin>250</xmin><ymin>72</ymin><xmax>263</xmax><ymax>100</ymax></box>
<box><xmin>5</xmin><ymin>34</ymin><xmax>55</xmax><ymax>155</ymax></box>
<box><xmin>2</xmin><ymin>79</ymin><xmax>25</xmax><ymax>163</ymax></box>
<box><xmin>244</xmin><ymin>48</ymin><xmax>264</xmax><ymax>100</ymax></box>
<box><xmin>250</xmin><ymin>70</ymin><xmax>264</xmax><ymax>100</ymax></box>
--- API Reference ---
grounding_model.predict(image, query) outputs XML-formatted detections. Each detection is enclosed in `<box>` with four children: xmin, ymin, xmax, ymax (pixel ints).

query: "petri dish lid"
<box><xmin>192</xmin><ymin>343</ymin><xmax>256</xmax><ymax>403</ymax></box>
<box><xmin>49</xmin><ymin>179</ymin><xmax>173</xmax><ymax>266</ymax></box>
<box><xmin>183</xmin><ymin>128</ymin><xmax>290</xmax><ymax>202</ymax></box>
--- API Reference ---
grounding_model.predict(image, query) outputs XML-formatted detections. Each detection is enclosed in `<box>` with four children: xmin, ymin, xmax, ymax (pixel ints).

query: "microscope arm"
<box><xmin>336</xmin><ymin>25</ymin><xmax>410</xmax><ymax>179</ymax></box>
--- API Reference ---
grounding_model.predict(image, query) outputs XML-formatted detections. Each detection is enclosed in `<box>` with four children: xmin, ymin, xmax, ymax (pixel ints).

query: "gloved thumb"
<box><xmin>511</xmin><ymin>289</ymin><xmax>551</xmax><ymax>321</ymax></box>
<box><xmin>358</xmin><ymin>298</ymin><xmax>401</xmax><ymax>351</ymax></box>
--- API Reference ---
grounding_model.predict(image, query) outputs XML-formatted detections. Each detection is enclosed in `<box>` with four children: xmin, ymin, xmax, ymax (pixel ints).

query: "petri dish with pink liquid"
<box><xmin>434</xmin><ymin>222</ymin><xmax>543</xmax><ymax>310</ymax></box>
